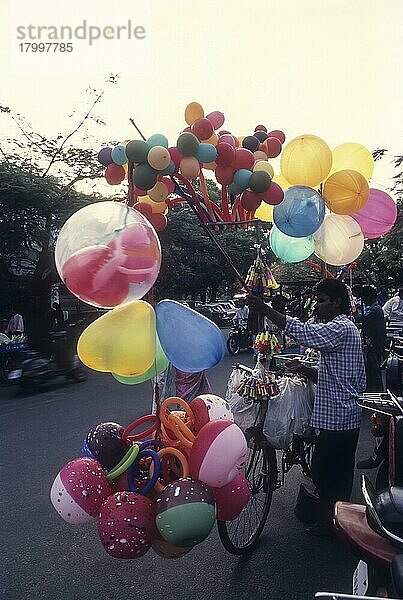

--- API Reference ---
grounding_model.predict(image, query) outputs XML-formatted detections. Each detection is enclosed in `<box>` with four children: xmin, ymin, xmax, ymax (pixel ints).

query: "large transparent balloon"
<box><xmin>270</xmin><ymin>226</ymin><xmax>314</xmax><ymax>263</ymax></box>
<box><xmin>273</xmin><ymin>186</ymin><xmax>325</xmax><ymax>238</ymax></box>
<box><xmin>280</xmin><ymin>135</ymin><xmax>332</xmax><ymax>187</ymax></box>
<box><xmin>55</xmin><ymin>202</ymin><xmax>161</xmax><ymax>309</ymax></box>
<box><xmin>313</xmin><ymin>214</ymin><xmax>364</xmax><ymax>266</ymax></box>
<box><xmin>350</xmin><ymin>188</ymin><xmax>397</xmax><ymax>239</ymax></box>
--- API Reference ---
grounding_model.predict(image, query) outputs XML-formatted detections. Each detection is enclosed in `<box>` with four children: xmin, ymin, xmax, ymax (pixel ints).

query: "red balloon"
<box><xmin>213</xmin><ymin>473</ymin><xmax>251</xmax><ymax>520</ymax></box>
<box><xmin>216</xmin><ymin>142</ymin><xmax>235</xmax><ymax>167</ymax></box>
<box><xmin>62</xmin><ymin>246</ymin><xmax>129</xmax><ymax>307</ymax></box>
<box><xmin>192</xmin><ymin>118</ymin><xmax>214</xmax><ymax>141</ymax></box>
<box><xmin>267</xmin><ymin>129</ymin><xmax>286</xmax><ymax>144</ymax></box>
<box><xmin>262</xmin><ymin>181</ymin><xmax>284</xmax><ymax>205</ymax></box>
<box><xmin>218</xmin><ymin>130</ymin><xmax>231</xmax><ymax>136</ymax></box>
<box><xmin>254</xmin><ymin>124</ymin><xmax>267</xmax><ymax>133</ymax></box>
<box><xmin>219</xmin><ymin>134</ymin><xmax>236</xmax><ymax>147</ymax></box>
<box><xmin>158</xmin><ymin>176</ymin><xmax>175</xmax><ymax>194</ymax></box>
<box><xmin>215</xmin><ymin>166</ymin><xmax>235</xmax><ymax>186</ymax></box>
<box><xmin>105</xmin><ymin>163</ymin><xmax>125</xmax><ymax>185</ymax></box>
<box><xmin>240</xmin><ymin>190</ymin><xmax>262</xmax><ymax>212</ymax></box>
<box><xmin>134</xmin><ymin>186</ymin><xmax>147</xmax><ymax>197</ymax></box>
<box><xmin>263</xmin><ymin>137</ymin><xmax>282</xmax><ymax>159</ymax></box>
<box><xmin>133</xmin><ymin>202</ymin><xmax>153</xmax><ymax>219</ymax></box>
<box><xmin>168</xmin><ymin>146</ymin><xmax>182</xmax><ymax>172</ymax></box>
<box><xmin>149</xmin><ymin>213</ymin><xmax>167</xmax><ymax>232</ymax></box>
<box><xmin>233</xmin><ymin>148</ymin><xmax>255</xmax><ymax>170</ymax></box>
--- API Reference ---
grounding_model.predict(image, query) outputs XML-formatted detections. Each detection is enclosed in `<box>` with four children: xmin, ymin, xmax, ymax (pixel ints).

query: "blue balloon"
<box><xmin>273</xmin><ymin>185</ymin><xmax>325</xmax><ymax>238</ymax></box>
<box><xmin>156</xmin><ymin>300</ymin><xmax>226</xmax><ymax>372</ymax></box>
<box><xmin>147</xmin><ymin>133</ymin><xmax>169</xmax><ymax>148</ymax></box>
<box><xmin>160</xmin><ymin>160</ymin><xmax>176</xmax><ymax>175</ymax></box>
<box><xmin>111</xmin><ymin>144</ymin><xmax>128</xmax><ymax>165</ymax></box>
<box><xmin>196</xmin><ymin>143</ymin><xmax>217</xmax><ymax>164</ymax></box>
<box><xmin>270</xmin><ymin>225</ymin><xmax>314</xmax><ymax>263</ymax></box>
<box><xmin>233</xmin><ymin>169</ymin><xmax>252</xmax><ymax>192</ymax></box>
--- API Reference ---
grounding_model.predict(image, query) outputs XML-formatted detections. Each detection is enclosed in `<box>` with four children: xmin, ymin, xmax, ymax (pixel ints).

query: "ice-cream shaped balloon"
<box><xmin>152</xmin><ymin>538</ymin><xmax>193</xmax><ymax>559</ymax></box>
<box><xmin>213</xmin><ymin>472</ymin><xmax>251</xmax><ymax>521</ymax></box>
<box><xmin>191</xmin><ymin>394</ymin><xmax>234</xmax><ymax>433</ymax></box>
<box><xmin>155</xmin><ymin>478</ymin><xmax>215</xmax><ymax>547</ymax></box>
<box><xmin>86</xmin><ymin>422</ymin><xmax>130</xmax><ymax>472</ymax></box>
<box><xmin>50</xmin><ymin>457</ymin><xmax>112</xmax><ymax>524</ymax></box>
<box><xmin>98</xmin><ymin>491</ymin><xmax>157</xmax><ymax>559</ymax></box>
<box><xmin>190</xmin><ymin>420</ymin><xmax>247</xmax><ymax>488</ymax></box>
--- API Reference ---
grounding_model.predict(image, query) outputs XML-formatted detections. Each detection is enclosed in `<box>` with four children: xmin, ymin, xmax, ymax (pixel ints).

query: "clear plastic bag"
<box><xmin>226</xmin><ymin>367</ymin><xmax>259</xmax><ymax>432</ymax></box>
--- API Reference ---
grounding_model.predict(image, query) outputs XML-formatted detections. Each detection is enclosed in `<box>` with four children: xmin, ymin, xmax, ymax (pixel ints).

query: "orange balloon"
<box><xmin>203</xmin><ymin>161</ymin><xmax>217</xmax><ymax>171</ymax></box>
<box><xmin>148</xmin><ymin>182</ymin><xmax>169</xmax><ymax>203</ymax></box>
<box><xmin>205</xmin><ymin>132</ymin><xmax>218</xmax><ymax>146</ymax></box>
<box><xmin>323</xmin><ymin>169</ymin><xmax>369</xmax><ymax>215</ymax></box>
<box><xmin>185</xmin><ymin>102</ymin><xmax>204</xmax><ymax>126</ymax></box>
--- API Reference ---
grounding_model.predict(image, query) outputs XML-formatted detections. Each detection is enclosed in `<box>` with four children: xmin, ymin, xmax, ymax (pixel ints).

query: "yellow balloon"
<box><xmin>141</xmin><ymin>195</ymin><xmax>168</xmax><ymax>214</ymax></box>
<box><xmin>148</xmin><ymin>181</ymin><xmax>169</xmax><ymax>203</ymax></box>
<box><xmin>280</xmin><ymin>134</ymin><xmax>332</xmax><ymax>187</ymax></box>
<box><xmin>323</xmin><ymin>169</ymin><xmax>369</xmax><ymax>215</ymax></box>
<box><xmin>185</xmin><ymin>102</ymin><xmax>204</xmax><ymax>126</ymax></box>
<box><xmin>78</xmin><ymin>301</ymin><xmax>156</xmax><ymax>376</ymax></box>
<box><xmin>253</xmin><ymin>161</ymin><xmax>274</xmax><ymax>178</ymax></box>
<box><xmin>330</xmin><ymin>143</ymin><xmax>374</xmax><ymax>180</ymax></box>
<box><xmin>255</xmin><ymin>202</ymin><xmax>273</xmax><ymax>223</ymax></box>
<box><xmin>272</xmin><ymin>172</ymin><xmax>291</xmax><ymax>190</ymax></box>
<box><xmin>313</xmin><ymin>214</ymin><xmax>364</xmax><ymax>266</ymax></box>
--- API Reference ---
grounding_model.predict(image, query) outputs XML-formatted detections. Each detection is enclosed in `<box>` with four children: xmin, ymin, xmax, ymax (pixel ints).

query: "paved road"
<box><xmin>0</xmin><ymin>349</ymin><xmax>374</xmax><ymax>600</ymax></box>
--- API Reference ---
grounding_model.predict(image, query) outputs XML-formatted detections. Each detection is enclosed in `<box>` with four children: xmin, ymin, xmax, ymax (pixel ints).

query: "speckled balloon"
<box><xmin>190</xmin><ymin>394</ymin><xmax>234</xmax><ymax>433</ymax></box>
<box><xmin>86</xmin><ymin>422</ymin><xmax>130</xmax><ymax>471</ymax></box>
<box><xmin>213</xmin><ymin>472</ymin><xmax>251</xmax><ymax>521</ymax></box>
<box><xmin>98</xmin><ymin>491</ymin><xmax>157</xmax><ymax>558</ymax></box>
<box><xmin>50</xmin><ymin>457</ymin><xmax>112</xmax><ymax>524</ymax></box>
<box><xmin>152</xmin><ymin>538</ymin><xmax>193</xmax><ymax>559</ymax></box>
<box><xmin>155</xmin><ymin>478</ymin><xmax>215</xmax><ymax>547</ymax></box>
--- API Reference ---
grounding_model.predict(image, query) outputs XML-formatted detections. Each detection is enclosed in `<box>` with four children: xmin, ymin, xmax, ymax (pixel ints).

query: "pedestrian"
<box><xmin>382</xmin><ymin>286</ymin><xmax>403</xmax><ymax>321</ymax></box>
<box><xmin>5</xmin><ymin>306</ymin><xmax>24</xmax><ymax>337</ymax></box>
<box><xmin>152</xmin><ymin>363</ymin><xmax>212</xmax><ymax>412</ymax></box>
<box><xmin>359</xmin><ymin>286</ymin><xmax>386</xmax><ymax>392</ymax></box>
<box><xmin>51</xmin><ymin>303</ymin><xmax>66</xmax><ymax>331</ymax></box>
<box><xmin>246</xmin><ymin>278</ymin><xmax>366</xmax><ymax>536</ymax></box>
<box><xmin>233</xmin><ymin>298</ymin><xmax>249</xmax><ymax>328</ymax></box>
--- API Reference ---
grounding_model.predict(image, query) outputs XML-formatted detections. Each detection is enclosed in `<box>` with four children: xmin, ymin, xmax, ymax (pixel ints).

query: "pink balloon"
<box><xmin>206</xmin><ymin>111</ymin><xmax>225</xmax><ymax>130</ymax></box>
<box><xmin>213</xmin><ymin>473</ymin><xmax>251</xmax><ymax>521</ymax></box>
<box><xmin>168</xmin><ymin>146</ymin><xmax>182</xmax><ymax>171</ymax></box>
<box><xmin>158</xmin><ymin>175</ymin><xmax>175</xmax><ymax>194</ymax></box>
<box><xmin>218</xmin><ymin>134</ymin><xmax>236</xmax><ymax>147</ymax></box>
<box><xmin>216</xmin><ymin>142</ymin><xmax>235</xmax><ymax>167</ymax></box>
<box><xmin>350</xmin><ymin>188</ymin><xmax>397</xmax><ymax>239</ymax></box>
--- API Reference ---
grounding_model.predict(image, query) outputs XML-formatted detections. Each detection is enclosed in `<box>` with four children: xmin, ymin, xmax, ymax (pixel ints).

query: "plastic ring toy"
<box><xmin>127</xmin><ymin>449</ymin><xmax>161</xmax><ymax>496</ymax></box>
<box><xmin>160</xmin><ymin>397</ymin><xmax>195</xmax><ymax>427</ymax></box>
<box><xmin>139</xmin><ymin>439</ymin><xmax>165</xmax><ymax>452</ymax></box>
<box><xmin>105</xmin><ymin>444</ymin><xmax>140</xmax><ymax>482</ymax></box>
<box><xmin>122</xmin><ymin>415</ymin><xmax>158</xmax><ymax>442</ymax></box>
<box><xmin>150</xmin><ymin>447</ymin><xmax>190</xmax><ymax>493</ymax></box>
<box><xmin>166</xmin><ymin>413</ymin><xmax>195</xmax><ymax>448</ymax></box>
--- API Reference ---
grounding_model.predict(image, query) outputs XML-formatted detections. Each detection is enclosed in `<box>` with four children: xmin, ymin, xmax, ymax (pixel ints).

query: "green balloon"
<box><xmin>156</xmin><ymin>503</ymin><xmax>216</xmax><ymax>547</ymax></box>
<box><xmin>132</xmin><ymin>163</ymin><xmax>158</xmax><ymax>190</ymax></box>
<box><xmin>125</xmin><ymin>139</ymin><xmax>149</xmax><ymax>163</ymax></box>
<box><xmin>249</xmin><ymin>171</ymin><xmax>271</xmax><ymax>193</ymax></box>
<box><xmin>147</xmin><ymin>133</ymin><xmax>169</xmax><ymax>148</ymax></box>
<box><xmin>176</xmin><ymin>132</ymin><xmax>200</xmax><ymax>157</ymax></box>
<box><xmin>112</xmin><ymin>336</ymin><xmax>169</xmax><ymax>385</ymax></box>
<box><xmin>270</xmin><ymin>225</ymin><xmax>314</xmax><ymax>263</ymax></box>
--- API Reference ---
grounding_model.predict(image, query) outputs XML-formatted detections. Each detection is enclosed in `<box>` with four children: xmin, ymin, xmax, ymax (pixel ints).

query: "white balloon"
<box><xmin>313</xmin><ymin>214</ymin><xmax>364</xmax><ymax>266</ymax></box>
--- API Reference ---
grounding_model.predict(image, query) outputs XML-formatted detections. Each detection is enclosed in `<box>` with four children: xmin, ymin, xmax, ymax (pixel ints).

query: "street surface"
<box><xmin>1</xmin><ymin>346</ymin><xmax>374</xmax><ymax>600</ymax></box>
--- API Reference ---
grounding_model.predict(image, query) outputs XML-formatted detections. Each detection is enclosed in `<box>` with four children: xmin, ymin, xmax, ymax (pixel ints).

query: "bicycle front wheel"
<box><xmin>217</xmin><ymin>433</ymin><xmax>277</xmax><ymax>555</ymax></box>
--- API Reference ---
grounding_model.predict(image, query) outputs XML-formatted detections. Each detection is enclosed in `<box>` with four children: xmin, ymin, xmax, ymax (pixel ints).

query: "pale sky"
<box><xmin>1</xmin><ymin>0</ymin><xmax>401</xmax><ymax>190</ymax></box>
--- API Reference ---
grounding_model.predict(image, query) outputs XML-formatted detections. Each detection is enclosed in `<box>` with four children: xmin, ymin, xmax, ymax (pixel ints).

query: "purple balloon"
<box><xmin>350</xmin><ymin>188</ymin><xmax>397</xmax><ymax>239</ymax></box>
<box><xmin>98</xmin><ymin>147</ymin><xmax>113</xmax><ymax>167</ymax></box>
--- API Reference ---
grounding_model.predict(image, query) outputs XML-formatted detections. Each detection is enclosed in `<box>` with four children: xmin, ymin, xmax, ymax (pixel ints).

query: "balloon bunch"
<box><xmin>55</xmin><ymin>202</ymin><xmax>226</xmax><ymax>379</ymax></box>
<box><xmin>50</xmin><ymin>394</ymin><xmax>252</xmax><ymax>558</ymax></box>
<box><xmin>269</xmin><ymin>138</ymin><xmax>398</xmax><ymax>265</ymax></box>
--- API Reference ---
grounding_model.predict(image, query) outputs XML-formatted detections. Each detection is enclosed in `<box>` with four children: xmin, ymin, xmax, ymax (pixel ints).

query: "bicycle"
<box><xmin>217</xmin><ymin>362</ymin><xmax>317</xmax><ymax>555</ymax></box>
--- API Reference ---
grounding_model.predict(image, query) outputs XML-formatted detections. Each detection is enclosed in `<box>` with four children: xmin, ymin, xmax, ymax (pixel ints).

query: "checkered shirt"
<box><xmin>285</xmin><ymin>314</ymin><xmax>366</xmax><ymax>430</ymax></box>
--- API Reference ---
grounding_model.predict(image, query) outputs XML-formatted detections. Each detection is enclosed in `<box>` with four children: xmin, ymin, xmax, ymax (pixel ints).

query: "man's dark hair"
<box><xmin>314</xmin><ymin>278</ymin><xmax>351</xmax><ymax>315</ymax></box>
<box><xmin>360</xmin><ymin>285</ymin><xmax>377</xmax><ymax>302</ymax></box>
<box><xmin>271</xmin><ymin>294</ymin><xmax>288</xmax><ymax>312</ymax></box>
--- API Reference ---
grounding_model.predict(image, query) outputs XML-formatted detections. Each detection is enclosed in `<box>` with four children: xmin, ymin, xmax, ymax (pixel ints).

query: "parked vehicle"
<box><xmin>334</xmin><ymin>474</ymin><xmax>403</xmax><ymax>597</ymax></box>
<box><xmin>8</xmin><ymin>324</ymin><xmax>87</xmax><ymax>392</ymax></box>
<box><xmin>226</xmin><ymin>323</ymin><xmax>251</xmax><ymax>355</ymax></box>
<box><xmin>210</xmin><ymin>301</ymin><xmax>237</xmax><ymax>321</ymax></box>
<box><xmin>196</xmin><ymin>304</ymin><xmax>232</xmax><ymax>328</ymax></box>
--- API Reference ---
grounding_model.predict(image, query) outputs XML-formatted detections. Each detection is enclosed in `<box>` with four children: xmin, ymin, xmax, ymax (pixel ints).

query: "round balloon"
<box><xmin>323</xmin><ymin>169</ymin><xmax>369</xmax><ymax>215</ymax></box>
<box><xmin>270</xmin><ymin>226</ymin><xmax>314</xmax><ymax>263</ymax></box>
<box><xmin>273</xmin><ymin>186</ymin><xmax>325</xmax><ymax>237</ymax></box>
<box><xmin>330</xmin><ymin>142</ymin><xmax>374</xmax><ymax>180</ymax></box>
<box><xmin>185</xmin><ymin>102</ymin><xmax>204</xmax><ymax>126</ymax></box>
<box><xmin>156</xmin><ymin>300</ymin><xmax>226</xmax><ymax>372</ymax></box>
<box><xmin>313</xmin><ymin>214</ymin><xmax>364</xmax><ymax>266</ymax></box>
<box><xmin>350</xmin><ymin>188</ymin><xmax>397</xmax><ymax>239</ymax></box>
<box><xmin>86</xmin><ymin>422</ymin><xmax>130</xmax><ymax>471</ymax></box>
<box><xmin>55</xmin><ymin>202</ymin><xmax>161</xmax><ymax>308</ymax></box>
<box><xmin>213</xmin><ymin>472</ymin><xmax>251</xmax><ymax>521</ymax></box>
<box><xmin>280</xmin><ymin>135</ymin><xmax>332</xmax><ymax>186</ymax></box>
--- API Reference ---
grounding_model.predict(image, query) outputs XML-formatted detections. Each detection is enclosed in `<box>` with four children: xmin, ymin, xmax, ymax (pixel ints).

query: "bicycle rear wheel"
<box><xmin>217</xmin><ymin>432</ymin><xmax>277</xmax><ymax>555</ymax></box>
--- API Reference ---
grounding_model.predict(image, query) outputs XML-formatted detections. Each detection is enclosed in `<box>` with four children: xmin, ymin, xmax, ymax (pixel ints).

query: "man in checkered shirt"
<box><xmin>247</xmin><ymin>278</ymin><xmax>366</xmax><ymax>536</ymax></box>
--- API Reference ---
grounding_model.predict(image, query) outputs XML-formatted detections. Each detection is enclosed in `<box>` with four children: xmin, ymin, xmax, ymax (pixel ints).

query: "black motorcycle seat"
<box><xmin>373</xmin><ymin>487</ymin><xmax>403</xmax><ymax>539</ymax></box>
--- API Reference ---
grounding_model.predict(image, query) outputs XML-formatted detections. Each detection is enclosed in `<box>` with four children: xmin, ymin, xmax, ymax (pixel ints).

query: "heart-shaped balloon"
<box><xmin>112</xmin><ymin>333</ymin><xmax>169</xmax><ymax>385</ymax></box>
<box><xmin>156</xmin><ymin>300</ymin><xmax>226</xmax><ymax>372</ymax></box>
<box><xmin>78</xmin><ymin>301</ymin><xmax>156</xmax><ymax>376</ymax></box>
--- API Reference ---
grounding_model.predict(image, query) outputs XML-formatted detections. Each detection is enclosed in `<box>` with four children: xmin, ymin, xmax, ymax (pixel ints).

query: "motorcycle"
<box><xmin>226</xmin><ymin>321</ymin><xmax>251</xmax><ymax>355</ymax></box>
<box><xmin>334</xmin><ymin>474</ymin><xmax>403</xmax><ymax>597</ymax></box>
<box><xmin>8</xmin><ymin>327</ymin><xmax>87</xmax><ymax>392</ymax></box>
